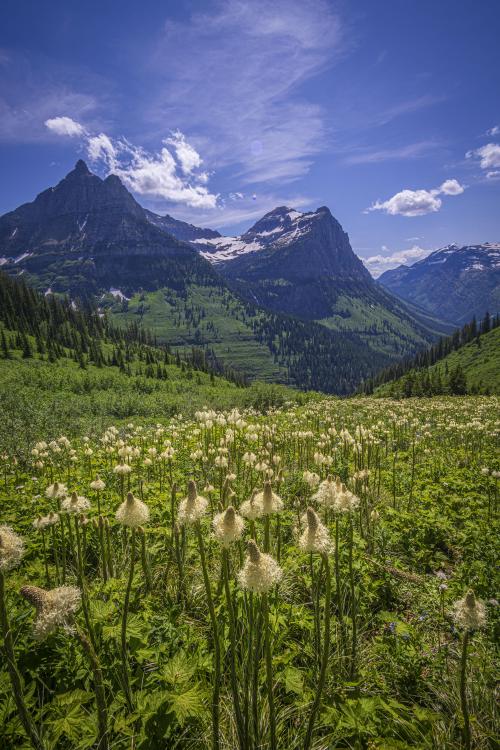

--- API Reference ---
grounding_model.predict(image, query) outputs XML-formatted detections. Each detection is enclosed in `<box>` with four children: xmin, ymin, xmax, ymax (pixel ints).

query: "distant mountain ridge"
<box><xmin>164</xmin><ymin>204</ymin><xmax>448</xmax><ymax>357</ymax></box>
<box><xmin>378</xmin><ymin>243</ymin><xmax>500</xmax><ymax>325</ymax></box>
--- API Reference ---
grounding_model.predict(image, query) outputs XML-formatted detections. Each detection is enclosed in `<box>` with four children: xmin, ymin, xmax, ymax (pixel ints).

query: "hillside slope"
<box><xmin>179</xmin><ymin>205</ymin><xmax>448</xmax><ymax>359</ymax></box>
<box><xmin>0</xmin><ymin>271</ymin><xmax>308</xmax><ymax>452</ymax></box>
<box><xmin>373</xmin><ymin>323</ymin><xmax>500</xmax><ymax>397</ymax></box>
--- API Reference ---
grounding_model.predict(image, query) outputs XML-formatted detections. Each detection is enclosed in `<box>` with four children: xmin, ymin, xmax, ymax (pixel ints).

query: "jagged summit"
<box><xmin>191</xmin><ymin>204</ymin><xmax>370</xmax><ymax>284</ymax></box>
<box><xmin>71</xmin><ymin>159</ymin><xmax>92</xmax><ymax>176</ymax></box>
<box><xmin>0</xmin><ymin>161</ymin><xmax>205</xmax><ymax>297</ymax></box>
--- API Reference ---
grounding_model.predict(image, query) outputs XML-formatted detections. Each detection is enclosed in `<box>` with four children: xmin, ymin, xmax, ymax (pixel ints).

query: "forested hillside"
<box><xmin>0</xmin><ymin>272</ymin><xmax>308</xmax><ymax>454</ymax></box>
<box><xmin>361</xmin><ymin>313</ymin><xmax>500</xmax><ymax>397</ymax></box>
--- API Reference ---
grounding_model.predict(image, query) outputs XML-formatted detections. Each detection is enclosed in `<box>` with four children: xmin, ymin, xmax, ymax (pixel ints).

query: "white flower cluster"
<box><xmin>452</xmin><ymin>590</ymin><xmax>487</xmax><ymax>631</ymax></box>
<box><xmin>177</xmin><ymin>481</ymin><xmax>208</xmax><ymax>525</ymax></box>
<box><xmin>212</xmin><ymin>506</ymin><xmax>245</xmax><ymax>547</ymax></box>
<box><xmin>116</xmin><ymin>492</ymin><xmax>150</xmax><ymax>528</ymax></box>
<box><xmin>238</xmin><ymin>540</ymin><xmax>283</xmax><ymax>593</ymax></box>
<box><xmin>0</xmin><ymin>525</ymin><xmax>24</xmax><ymax>572</ymax></box>
<box><xmin>21</xmin><ymin>585</ymin><xmax>81</xmax><ymax>640</ymax></box>
<box><xmin>298</xmin><ymin>508</ymin><xmax>332</xmax><ymax>554</ymax></box>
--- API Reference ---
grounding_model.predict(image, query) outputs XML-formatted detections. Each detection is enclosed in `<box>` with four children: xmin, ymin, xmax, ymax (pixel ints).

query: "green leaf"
<box><xmin>166</xmin><ymin>685</ymin><xmax>205</xmax><ymax>726</ymax></box>
<box><xmin>283</xmin><ymin>666</ymin><xmax>304</xmax><ymax>695</ymax></box>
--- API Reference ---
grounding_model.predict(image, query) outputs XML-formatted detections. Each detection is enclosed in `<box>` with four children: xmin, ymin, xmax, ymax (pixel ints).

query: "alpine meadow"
<box><xmin>0</xmin><ymin>2</ymin><xmax>499</xmax><ymax>750</ymax></box>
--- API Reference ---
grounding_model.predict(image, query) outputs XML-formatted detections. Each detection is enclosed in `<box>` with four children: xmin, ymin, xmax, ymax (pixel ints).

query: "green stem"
<box><xmin>303</xmin><ymin>553</ymin><xmax>331</xmax><ymax>750</ymax></box>
<box><xmin>121</xmin><ymin>528</ymin><xmax>136</xmax><ymax>713</ymax></box>
<box><xmin>262</xmin><ymin>592</ymin><xmax>277</xmax><ymax>750</ymax></box>
<box><xmin>460</xmin><ymin>631</ymin><xmax>471</xmax><ymax>750</ymax></box>
<box><xmin>223</xmin><ymin>550</ymin><xmax>246</xmax><ymax>750</ymax></box>
<box><xmin>75</xmin><ymin>625</ymin><xmax>109</xmax><ymax>750</ymax></box>
<box><xmin>50</xmin><ymin>525</ymin><xmax>60</xmax><ymax>584</ymax></box>
<box><xmin>74</xmin><ymin>518</ymin><xmax>96</xmax><ymax>648</ymax></box>
<box><xmin>41</xmin><ymin>530</ymin><xmax>51</xmax><ymax>587</ymax></box>
<box><xmin>0</xmin><ymin>572</ymin><xmax>45</xmax><ymax>750</ymax></box>
<box><xmin>195</xmin><ymin>523</ymin><xmax>220</xmax><ymax>750</ymax></box>
<box><xmin>348</xmin><ymin>517</ymin><xmax>357</xmax><ymax>680</ymax></box>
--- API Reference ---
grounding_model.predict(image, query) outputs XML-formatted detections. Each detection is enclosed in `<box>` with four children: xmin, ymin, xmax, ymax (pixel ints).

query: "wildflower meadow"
<box><xmin>0</xmin><ymin>396</ymin><xmax>498</xmax><ymax>749</ymax></box>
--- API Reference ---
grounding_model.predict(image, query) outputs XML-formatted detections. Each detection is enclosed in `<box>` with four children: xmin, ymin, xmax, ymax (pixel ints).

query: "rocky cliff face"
<box><xmin>379</xmin><ymin>243</ymin><xmax>500</xmax><ymax>325</ymax></box>
<box><xmin>188</xmin><ymin>206</ymin><xmax>389</xmax><ymax>319</ymax></box>
<box><xmin>0</xmin><ymin>161</ymin><xmax>211</xmax><ymax>296</ymax></box>
<box><xmin>145</xmin><ymin>210</ymin><xmax>221</xmax><ymax>243</ymax></box>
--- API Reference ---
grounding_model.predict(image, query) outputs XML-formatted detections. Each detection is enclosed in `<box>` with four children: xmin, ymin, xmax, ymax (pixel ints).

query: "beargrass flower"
<box><xmin>116</xmin><ymin>492</ymin><xmax>149</xmax><ymax>528</ymax></box>
<box><xmin>21</xmin><ymin>585</ymin><xmax>81</xmax><ymax>640</ymax></box>
<box><xmin>213</xmin><ymin>506</ymin><xmax>244</xmax><ymax>547</ymax></box>
<box><xmin>452</xmin><ymin>590</ymin><xmax>487</xmax><ymax>631</ymax></box>
<box><xmin>45</xmin><ymin>482</ymin><xmax>67</xmax><ymax>500</ymax></box>
<box><xmin>254</xmin><ymin>481</ymin><xmax>283</xmax><ymax>515</ymax></box>
<box><xmin>177</xmin><ymin>481</ymin><xmax>208</xmax><ymax>526</ymax></box>
<box><xmin>0</xmin><ymin>526</ymin><xmax>24</xmax><ymax>572</ymax></box>
<box><xmin>335</xmin><ymin>486</ymin><xmax>360</xmax><ymax>513</ymax></box>
<box><xmin>299</xmin><ymin>508</ymin><xmax>332</xmax><ymax>554</ymax></box>
<box><xmin>238</xmin><ymin>540</ymin><xmax>283</xmax><ymax>593</ymax></box>
<box><xmin>62</xmin><ymin>491</ymin><xmax>90</xmax><ymax>514</ymax></box>
<box><xmin>312</xmin><ymin>476</ymin><xmax>341</xmax><ymax>508</ymax></box>
<box><xmin>90</xmin><ymin>477</ymin><xmax>106</xmax><ymax>491</ymax></box>
<box><xmin>240</xmin><ymin>490</ymin><xmax>262</xmax><ymax>520</ymax></box>
<box><xmin>113</xmin><ymin>462</ymin><xmax>132</xmax><ymax>475</ymax></box>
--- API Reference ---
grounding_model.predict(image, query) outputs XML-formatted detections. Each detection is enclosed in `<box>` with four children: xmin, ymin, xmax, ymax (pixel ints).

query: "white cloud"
<box><xmin>439</xmin><ymin>178</ymin><xmax>465</xmax><ymax>195</ymax></box>
<box><xmin>363</xmin><ymin>245</ymin><xmax>432</xmax><ymax>277</ymax></box>
<box><xmin>148</xmin><ymin>0</ymin><xmax>343</xmax><ymax>184</ymax></box>
<box><xmin>486</xmin><ymin>170</ymin><xmax>500</xmax><ymax>180</ymax></box>
<box><xmin>486</xmin><ymin>125</ymin><xmax>499</xmax><ymax>136</ymax></box>
<box><xmin>87</xmin><ymin>133</ymin><xmax>117</xmax><ymax>165</ymax></box>
<box><xmin>45</xmin><ymin>116</ymin><xmax>85</xmax><ymax>137</ymax></box>
<box><xmin>165</xmin><ymin>130</ymin><xmax>202</xmax><ymax>175</ymax></box>
<box><xmin>43</xmin><ymin>115</ymin><xmax>219</xmax><ymax>209</ymax></box>
<box><xmin>0</xmin><ymin>50</ymin><xmax>100</xmax><ymax>143</ymax></box>
<box><xmin>366</xmin><ymin>178</ymin><xmax>465</xmax><ymax>217</ymax></box>
<box><xmin>110</xmin><ymin>142</ymin><xmax>218</xmax><ymax>209</ymax></box>
<box><xmin>466</xmin><ymin>142</ymin><xmax>500</xmax><ymax>170</ymax></box>
<box><xmin>229</xmin><ymin>192</ymin><xmax>244</xmax><ymax>201</ymax></box>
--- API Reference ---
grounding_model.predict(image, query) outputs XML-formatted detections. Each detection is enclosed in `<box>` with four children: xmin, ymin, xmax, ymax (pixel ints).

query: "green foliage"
<box><xmin>0</xmin><ymin>395</ymin><xmax>498</xmax><ymax>749</ymax></box>
<box><xmin>368</xmin><ymin>316</ymin><xmax>500</xmax><ymax>397</ymax></box>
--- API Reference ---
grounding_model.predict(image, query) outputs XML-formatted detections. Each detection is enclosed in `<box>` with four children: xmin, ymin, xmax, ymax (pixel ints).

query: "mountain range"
<box><xmin>378</xmin><ymin>243</ymin><xmax>500</xmax><ymax>325</ymax></box>
<box><xmin>0</xmin><ymin>159</ymin><xmax>492</xmax><ymax>392</ymax></box>
<box><xmin>150</xmin><ymin>203</ymin><xmax>448</xmax><ymax>358</ymax></box>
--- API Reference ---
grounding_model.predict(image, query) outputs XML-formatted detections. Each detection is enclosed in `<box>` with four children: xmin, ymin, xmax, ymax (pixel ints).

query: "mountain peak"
<box><xmin>69</xmin><ymin>159</ymin><xmax>92</xmax><ymax>177</ymax></box>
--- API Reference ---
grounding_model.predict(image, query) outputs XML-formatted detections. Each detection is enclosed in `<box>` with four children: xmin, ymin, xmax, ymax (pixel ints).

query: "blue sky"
<box><xmin>1</xmin><ymin>0</ymin><xmax>499</xmax><ymax>275</ymax></box>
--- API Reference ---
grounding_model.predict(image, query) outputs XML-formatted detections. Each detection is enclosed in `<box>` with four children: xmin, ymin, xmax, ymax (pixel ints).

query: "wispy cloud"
<box><xmin>146</xmin><ymin>0</ymin><xmax>343</xmax><ymax>185</ymax></box>
<box><xmin>370</xmin><ymin>94</ymin><xmax>446</xmax><ymax>127</ymax></box>
<box><xmin>366</xmin><ymin>179</ymin><xmax>465</xmax><ymax>217</ymax></box>
<box><xmin>343</xmin><ymin>139</ymin><xmax>440</xmax><ymax>165</ymax></box>
<box><xmin>363</xmin><ymin>245</ymin><xmax>432</xmax><ymax>277</ymax></box>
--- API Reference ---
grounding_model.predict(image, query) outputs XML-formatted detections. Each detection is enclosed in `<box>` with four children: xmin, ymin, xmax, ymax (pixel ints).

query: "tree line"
<box><xmin>359</xmin><ymin>311</ymin><xmax>499</xmax><ymax>397</ymax></box>
<box><xmin>0</xmin><ymin>271</ymin><xmax>248</xmax><ymax>387</ymax></box>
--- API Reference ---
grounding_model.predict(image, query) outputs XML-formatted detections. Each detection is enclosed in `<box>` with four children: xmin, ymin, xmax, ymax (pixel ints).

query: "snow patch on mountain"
<box><xmin>14</xmin><ymin>252</ymin><xmax>32</xmax><ymax>264</ymax></box>
<box><xmin>109</xmin><ymin>288</ymin><xmax>130</xmax><ymax>301</ymax></box>
<box><xmin>194</xmin><ymin>207</ymin><xmax>325</xmax><ymax>264</ymax></box>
